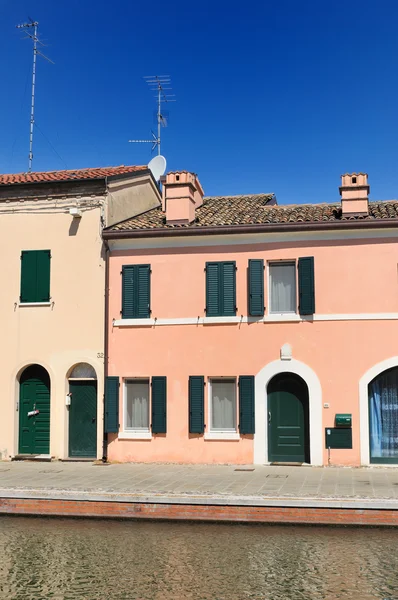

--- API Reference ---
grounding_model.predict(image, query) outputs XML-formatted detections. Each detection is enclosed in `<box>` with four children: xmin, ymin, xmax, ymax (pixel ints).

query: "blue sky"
<box><xmin>1</xmin><ymin>0</ymin><xmax>398</xmax><ymax>204</ymax></box>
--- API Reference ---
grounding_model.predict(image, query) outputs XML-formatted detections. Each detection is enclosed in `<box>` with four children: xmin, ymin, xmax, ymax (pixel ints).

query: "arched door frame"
<box><xmin>359</xmin><ymin>356</ymin><xmax>398</xmax><ymax>466</ymax></box>
<box><xmin>254</xmin><ymin>359</ymin><xmax>323</xmax><ymax>465</ymax></box>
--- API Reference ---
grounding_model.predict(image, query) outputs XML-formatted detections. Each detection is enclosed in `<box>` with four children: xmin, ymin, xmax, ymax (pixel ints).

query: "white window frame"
<box><xmin>205</xmin><ymin>377</ymin><xmax>240</xmax><ymax>440</ymax></box>
<box><xmin>120</xmin><ymin>378</ymin><xmax>152</xmax><ymax>440</ymax></box>
<box><xmin>267</xmin><ymin>260</ymin><xmax>297</xmax><ymax>315</ymax></box>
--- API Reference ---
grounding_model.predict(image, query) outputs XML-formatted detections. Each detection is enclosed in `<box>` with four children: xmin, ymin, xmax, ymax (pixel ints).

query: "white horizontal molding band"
<box><xmin>113</xmin><ymin>313</ymin><xmax>398</xmax><ymax>327</ymax></box>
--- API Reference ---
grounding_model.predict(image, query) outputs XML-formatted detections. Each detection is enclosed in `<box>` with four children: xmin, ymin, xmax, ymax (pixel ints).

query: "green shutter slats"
<box><xmin>248</xmin><ymin>259</ymin><xmax>264</xmax><ymax>316</ymax></box>
<box><xmin>189</xmin><ymin>376</ymin><xmax>204</xmax><ymax>434</ymax></box>
<box><xmin>122</xmin><ymin>264</ymin><xmax>151</xmax><ymax>319</ymax></box>
<box><xmin>104</xmin><ymin>376</ymin><xmax>119</xmax><ymax>433</ymax></box>
<box><xmin>298</xmin><ymin>256</ymin><xmax>315</xmax><ymax>315</ymax></box>
<box><xmin>206</xmin><ymin>263</ymin><xmax>220</xmax><ymax>316</ymax></box>
<box><xmin>239</xmin><ymin>375</ymin><xmax>255</xmax><ymax>434</ymax></box>
<box><xmin>222</xmin><ymin>261</ymin><xmax>236</xmax><ymax>316</ymax></box>
<box><xmin>20</xmin><ymin>250</ymin><xmax>51</xmax><ymax>303</ymax></box>
<box><xmin>205</xmin><ymin>261</ymin><xmax>236</xmax><ymax>317</ymax></box>
<box><xmin>137</xmin><ymin>265</ymin><xmax>151</xmax><ymax>318</ymax></box>
<box><xmin>152</xmin><ymin>376</ymin><xmax>167</xmax><ymax>434</ymax></box>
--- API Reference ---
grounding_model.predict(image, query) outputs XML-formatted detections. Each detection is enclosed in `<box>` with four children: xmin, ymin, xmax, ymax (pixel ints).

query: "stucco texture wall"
<box><xmin>107</xmin><ymin>235</ymin><xmax>398</xmax><ymax>465</ymax></box>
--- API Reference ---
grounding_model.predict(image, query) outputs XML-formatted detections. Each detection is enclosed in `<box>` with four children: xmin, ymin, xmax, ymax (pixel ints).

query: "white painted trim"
<box><xmin>208</xmin><ymin>377</ymin><xmax>238</xmax><ymax>435</ymax></box>
<box><xmin>19</xmin><ymin>302</ymin><xmax>52</xmax><ymax>307</ymax></box>
<box><xmin>204</xmin><ymin>432</ymin><xmax>240</xmax><ymax>441</ymax></box>
<box><xmin>359</xmin><ymin>356</ymin><xmax>398</xmax><ymax>466</ymax></box>
<box><xmin>113</xmin><ymin>313</ymin><xmax>398</xmax><ymax>327</ymax></box>
<box><xmin>254</xmin><ymin>358</ymin><xmax>323</xmax><ymax>466</ymax></box>
<box><xmin>122</xmin><ymin>378</ymin><xmax>151</xmax><ymax>435</ymax></box>
<box><xmin>109</xmin><ymin>226</ymin><xmax>398</xmax><ymax>252</ymax></box>
<box><xmin>118</xmin><ymin>432</ymin><xmax>152</xmax><ymax>440</ymax></box>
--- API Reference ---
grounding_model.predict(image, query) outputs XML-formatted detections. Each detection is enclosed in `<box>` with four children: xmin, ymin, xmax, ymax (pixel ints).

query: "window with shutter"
<box><xmin>189</xmin><ymin>376</ymin><xmax>205</xmax><ymax>434</ymax></box>
<box><xmin>105</xmin><ymin>376</ymin><xmax>119</xmax><ymax>433</ymax></box>
<box><xmin>210</xmin><ymin>379</ymin><xmax>237</xmax><ymax>431</ymax></box>
<box><xmin>205</xmin><ymin>261</ymin><xmax>236</xmax><ymax>317</ymax></box>
<box><xmin>20</xmin><ymin>250</ymin><xmax>51</xmax><ymax>303</ymax></box>
<box><xmin>122</xmin><ymin>264</ymin><xmax>151</xmax><ymax>318</ymax></box>
<box><xmin>248</xmin><ymin>259</ymin><xmax>264</xmax><ymax>316</ymax></box>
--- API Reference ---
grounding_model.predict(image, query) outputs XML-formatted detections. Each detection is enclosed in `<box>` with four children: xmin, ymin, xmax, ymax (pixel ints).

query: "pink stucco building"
<box><xmin>103</xmin><ymin>172</ymin><xmax>398</xmax><ymax>467</ymax></box>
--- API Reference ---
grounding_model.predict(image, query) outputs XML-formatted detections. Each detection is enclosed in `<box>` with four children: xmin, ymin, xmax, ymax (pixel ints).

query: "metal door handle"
<box><xmin>268</xmin><ymin>411</ymin><xmax>271</xmax><ymax>423</ymax></box>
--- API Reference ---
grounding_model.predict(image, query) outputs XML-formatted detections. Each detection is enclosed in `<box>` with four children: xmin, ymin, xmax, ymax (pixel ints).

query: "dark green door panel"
<box><xmin>69</xmin><ymin>381</ymin><xmax>97</xmax><ymax>458</ymax></box>
<box><xmin>268</xmin><ymin>373</ymin><xmax>310</xmax><ymax>463</ymax></box>
<box><xmin>19</xmin><ymin>365</ymin><xmax>50</xmax><ymax>455</ymax></box>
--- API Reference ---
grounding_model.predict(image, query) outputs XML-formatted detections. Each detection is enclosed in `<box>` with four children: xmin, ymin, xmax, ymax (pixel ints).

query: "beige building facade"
<box><xmin>0</xmin><ymin>165</ymin><xmax>160</xmax><ymax>460</ymax></box>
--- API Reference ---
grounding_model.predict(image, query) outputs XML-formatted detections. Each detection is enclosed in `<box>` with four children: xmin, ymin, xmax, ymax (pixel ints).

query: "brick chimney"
<box><xmin>162</xmin><ymin>171</ymin><xmax>204</xmax><ymax>224</ymax></box>
<box><xmin>339</xmin><ymin>173</ymin><xmax>369</xmax><ymax>217</ymax></box>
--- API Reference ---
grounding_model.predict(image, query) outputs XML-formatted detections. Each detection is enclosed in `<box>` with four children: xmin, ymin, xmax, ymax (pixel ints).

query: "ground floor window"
<box><xmin>125</xmin><ymin>379</ymin><xmax>150</xmax><ymax>431</ymax></box>
<box><xmin>210</xmin><ymin>379</ymin><xmax>237</xmax><ymax>432</ymax></box>
<box><xmin>369</xmin><ymin>367</ymin><xmax>398</xmax><ymax>463</ymax></box>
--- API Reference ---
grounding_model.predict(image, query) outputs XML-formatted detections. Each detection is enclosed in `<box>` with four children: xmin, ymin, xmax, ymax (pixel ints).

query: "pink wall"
<box><xmin>107</xmin><ymin>235</ymin><xmax>398</xmax><ymax>465</ymax></box>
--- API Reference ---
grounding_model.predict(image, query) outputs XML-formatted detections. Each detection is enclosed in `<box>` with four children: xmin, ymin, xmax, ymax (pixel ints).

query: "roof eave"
<box><xmin>103</xmin><ymin>217</ymin><xmax>398</xmax><ymax>240</ymax></box>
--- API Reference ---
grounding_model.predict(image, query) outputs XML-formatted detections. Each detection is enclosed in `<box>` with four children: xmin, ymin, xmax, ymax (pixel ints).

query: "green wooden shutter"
<box><xmin>239</xmin><ymin>376</ymin><xmax>255</xmax><ymax>434</ymax></box>
<box><xmin>122</xmin><ymin>264</ymin><xmax>151</xmax><ymax>318</ymax></box>
<box><xmin>298</xmin><ymin>257</ymin><xmax>315</xmax><ymax>315</ymax></box>
<box><xmin>104</xmin><ymin>376</ymin><xmax>119</xmax><ymax>433</ymax></box>
<box><xmin>206</xmin><ymin>262</ymin><xmax>220</xmax><ymax>316</ymax></box>
<box><xmin>152</xmin><ymin>376</ymin><xmax>167</xmax><ymax>434</ymax></box>
<box><xmin>248</xmin><ymin>259</ymin><xmax>264</xmax><ymax>316</ymax></box>
<box><xmin>137</xmin><ymin>265</ymin><xmax>151</xmax><ymax>318</ymax></box>
<box><xmin>221</xmin><ymin>261</ymin><xmax>236</xmax><ymax>316</ymax></box>
<box><xmin>20</xmin><ymin>250</ymin><xmax>51</xmax><ymax>303</ymax></box>
<box><xmin>189</xmin><ymin>376</ymin><xmax>204</xmax><ymax>433</ymax></box>
<box><xmin>36</xmin><ymin>250</ymin><xmax>51</xmax><ymax>302</ymax></box>
<box><xmin>122</xmin><ymin>266</ymin><xmax>135</xmax><ymax>318</ymax></box>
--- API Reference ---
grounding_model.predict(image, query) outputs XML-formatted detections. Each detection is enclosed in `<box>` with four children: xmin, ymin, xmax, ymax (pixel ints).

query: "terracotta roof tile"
<box><xmin>109</xmin><ymin>193</ymin><xmax>398</xmax><ymax>233</ymax></box>
<box><xmin>0</xmin><ymin>165</ymin><xmax>147</xmax><ymax>186</ymax></box>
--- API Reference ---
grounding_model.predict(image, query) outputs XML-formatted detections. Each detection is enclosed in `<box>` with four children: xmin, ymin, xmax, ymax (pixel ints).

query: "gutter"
<box><xmin>102</xmin><ymin>217</ymin><xmax>398</xmax><ymax>240</ymax></box>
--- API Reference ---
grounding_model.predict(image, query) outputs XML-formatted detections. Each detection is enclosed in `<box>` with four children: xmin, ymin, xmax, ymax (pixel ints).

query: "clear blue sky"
<box><xmin>1</xmin><ymin>0</ymin><xmax>398</xmax><ymax>204</ymax></box>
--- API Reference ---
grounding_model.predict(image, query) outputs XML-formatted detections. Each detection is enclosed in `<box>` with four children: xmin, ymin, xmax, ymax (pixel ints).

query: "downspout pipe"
<box><xmin>102</xmin><ymin>238</ymin><xmax>110</xmax><ymax>462</ymax></box>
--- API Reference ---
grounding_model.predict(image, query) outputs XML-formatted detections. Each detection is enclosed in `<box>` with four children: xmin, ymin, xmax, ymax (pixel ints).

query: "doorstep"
<box><xmin>12</xmin><ymin>454</ymin><xmax>52</xmax><ymax>462</ymax></box>
<box><xmin>59</xmin><ymin>458</ymin><xmax>95</xmax><ymax>463</ymax></box>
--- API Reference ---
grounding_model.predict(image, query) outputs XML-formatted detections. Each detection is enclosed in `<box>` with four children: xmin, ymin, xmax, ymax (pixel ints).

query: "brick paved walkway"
<box><xmin>1</xmin><ymin>461</ymin><xmax>398</xmax><ymax>504</ymax></box>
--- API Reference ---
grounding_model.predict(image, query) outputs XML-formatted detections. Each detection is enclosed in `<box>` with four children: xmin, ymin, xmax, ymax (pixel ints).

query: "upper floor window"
<box><xmin>269</xmin><ymin>261</ymin><xmax>296</xmax><ymax>313</ymax></box>
<box><xmin>268</xmin><ymin>257</ymin><xmax>315</xmax><ymax>315</ymax></box>
<box><xmin>205</xmin><ymin>261</ymin><xmax>236</xmax><ymax>317</ymax></box>
<box><xmin>20</xmin><ymin>250</ymin><xmax>51</xmax><ymax>303</ymax></box>
<box><xmin>122</xmin><ymin>264</ymin><xmax>151</xmax><ymax>319</ymax></box>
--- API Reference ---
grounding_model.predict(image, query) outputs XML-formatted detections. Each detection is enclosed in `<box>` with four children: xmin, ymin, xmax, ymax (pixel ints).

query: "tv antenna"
<box><xmin>16</xmin><ymin>19</ymin><xmax>54</xmax><ymax>172</ymax></box>
<box><xmin>129</xmin><ymin>75</ymin><xmax>176</xmax><ymax>156</ymax></box>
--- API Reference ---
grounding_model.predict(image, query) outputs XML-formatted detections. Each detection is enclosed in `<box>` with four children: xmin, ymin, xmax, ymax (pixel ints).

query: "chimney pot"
<box><xmin>339</xmin><ymin>172</ymin><xmax>369</xmax><ymax>217</ymax></box>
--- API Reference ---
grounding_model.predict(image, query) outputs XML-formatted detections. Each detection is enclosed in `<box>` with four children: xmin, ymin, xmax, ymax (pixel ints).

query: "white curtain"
<box><xmin>212</xmin><ymin>381</ymin><xmax>236</xmax><ymax>430</ymax></box>
<box><xmin>126</xmin><ymin>381</ymin><xmax>149</xmax><ymax>429</ymax></box>
<box><xmin>270</xmin><ymin>263</ymin><xmax>295</xmax><ymax>313</ymax></box>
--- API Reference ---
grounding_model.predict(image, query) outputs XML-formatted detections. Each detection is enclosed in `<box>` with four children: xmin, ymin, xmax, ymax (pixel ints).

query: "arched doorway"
<box><xmin>267</xmin><ymin>373</ymin><xmax>310</xmax><ymax>463</ymax></box>
<box><xmin>68</xmin><ymin>363</ymin><xmax>97</xmax><ymax>458</ymax></box>
<box><xmin>19</xmin><ymin>364</ymin><xmax>50</xmax><ymax>455</ymax></box>
<box><xmin>369</xmin><ymin>367</ymin><xmax>398</xmax><ymax>464</ymax></box>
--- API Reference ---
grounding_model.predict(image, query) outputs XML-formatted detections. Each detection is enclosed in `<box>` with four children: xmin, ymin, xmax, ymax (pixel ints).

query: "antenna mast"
<box><xmin>129</xmin><ymin>75</ymin><xmax>176</xmax><ymax>155</ymax></box>
<box><xmin>16</xmin><ymin>20</ymin><xmax>54</xmax><ymax>172</ymax></box>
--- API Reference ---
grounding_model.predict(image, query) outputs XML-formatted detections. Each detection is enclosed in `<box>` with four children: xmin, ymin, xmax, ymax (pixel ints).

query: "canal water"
<box><xmin>0</xmin><ymin>517</ymin><xmax>397</xmax><ymax>599</ymax></box>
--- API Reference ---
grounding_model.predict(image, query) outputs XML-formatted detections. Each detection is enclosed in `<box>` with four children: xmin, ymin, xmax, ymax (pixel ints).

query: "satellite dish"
<box><xmin>148</xmin><ymin>155</ymin><xmax>167</xmax><ymax>181</ymax></box>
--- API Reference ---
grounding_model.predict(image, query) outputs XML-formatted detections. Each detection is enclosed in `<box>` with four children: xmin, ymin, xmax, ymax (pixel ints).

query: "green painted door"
<box><xmin>268</xmin><ymin>373</ymin><xmax>310</xmax><ymax>463</ymax></box>
<box><xmin>19</xmin><ymin>365</ymin><xmax>50</xmax><ymax>455</ymax></box>
<box><xmin>68</xmin><ymin>381</ymin><xmax>97</xmax><ymax>458</ymax></box>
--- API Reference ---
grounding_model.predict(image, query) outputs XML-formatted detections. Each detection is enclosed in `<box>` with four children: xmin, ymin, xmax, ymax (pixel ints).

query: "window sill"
<box><xmin>204</xmin><ymin>432</ymin><xmax>240</xmax><ymax>441</ymax></box>
<box><xmin>19</xmin><ymin>302</ymin><xmax>52</xmax><ymax>307</ymax></box>
<box><xmin>118</xmin><ymin>431</ymin><xmax>152</xmax><ymax>440</ymax></box>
